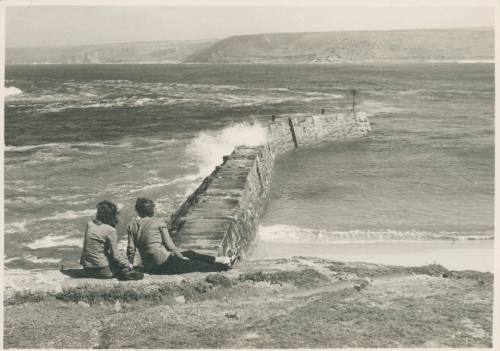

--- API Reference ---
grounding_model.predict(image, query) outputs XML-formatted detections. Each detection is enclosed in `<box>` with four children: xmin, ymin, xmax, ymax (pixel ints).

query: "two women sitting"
<box><xmin>80</xmin><ymin>198</ymin><xmax>236</xmax><ymax>280</ymax></box>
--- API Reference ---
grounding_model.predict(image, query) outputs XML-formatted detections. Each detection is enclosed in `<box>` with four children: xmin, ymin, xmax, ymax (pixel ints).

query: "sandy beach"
<box><xmin>249</xmin><ymin>239</ymin><xmax>495</xmax><ymax>272</ymax></box>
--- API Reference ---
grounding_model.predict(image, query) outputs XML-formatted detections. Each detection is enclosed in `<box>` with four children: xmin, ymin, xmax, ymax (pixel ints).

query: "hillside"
<box><xmin>185</xmin><ymin>28</ymin><xmax>494</xmax><ymax>63</ymax></box>
<box><xmin>6</xmin><ymin>39</ymin><xmax>216</xmax><ymax>64</ymax></box>
<box><xmin>6</xmin><ymin>28</ymin><xmax>493</xmax><ymax>65</ymax></box>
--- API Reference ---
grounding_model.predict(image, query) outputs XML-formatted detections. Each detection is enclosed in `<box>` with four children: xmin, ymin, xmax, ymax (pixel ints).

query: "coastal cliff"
<box><xmin>6</xmin><ymin>28</ymin><xmax>493</xmax><ymax>65</ymax></box>
<box><xmin>185</xmin><ymin>28</ymin><xmax>493</xmax><ymax>63</ymax></box>
<box><xmin>5</xmin><ymin>39</ymin><xmax>215</xmax><ymax>64</ymax></box>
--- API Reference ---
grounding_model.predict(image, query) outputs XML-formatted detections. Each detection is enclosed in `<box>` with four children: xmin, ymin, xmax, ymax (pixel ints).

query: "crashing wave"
<box><xmin>186</xmin><ymin>121</ymin><xmax>268</xmax><ymax>178</ymax></box>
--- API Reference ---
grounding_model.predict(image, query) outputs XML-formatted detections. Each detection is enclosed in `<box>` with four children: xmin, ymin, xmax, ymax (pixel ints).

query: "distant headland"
<box><xmin>6</xmin><ymin>27</ymin><xmax>493</xmax><ymax>65</ymax></box>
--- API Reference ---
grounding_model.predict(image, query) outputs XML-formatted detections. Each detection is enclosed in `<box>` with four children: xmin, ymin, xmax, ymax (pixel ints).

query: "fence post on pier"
<box><xmin>321</xmin><ymin>108</ymin><xmax>325</xmax><ymax>114</ymax></box>
<box><xmin>288</xmin><ymin>117</ymin><xmax>299</xmax><ymax>148</ymax></box>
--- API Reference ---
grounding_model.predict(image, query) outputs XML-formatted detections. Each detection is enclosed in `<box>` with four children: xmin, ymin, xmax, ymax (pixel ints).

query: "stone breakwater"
<box><xmin>169</xmin><ymin>112</ymin><xmax>371</xmax><ymax>258</ymax></box>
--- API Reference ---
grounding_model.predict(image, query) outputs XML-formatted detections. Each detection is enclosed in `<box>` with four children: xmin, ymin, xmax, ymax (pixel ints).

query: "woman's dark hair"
<box><xmin>135</xmin><ymin>197</ymin><xmax>155</xmax><ymax>217</ymax></box>
<box><xmin>96</xmin><ymin>200</ymin><xmax>119</xmax><ymax>227</ymax></box>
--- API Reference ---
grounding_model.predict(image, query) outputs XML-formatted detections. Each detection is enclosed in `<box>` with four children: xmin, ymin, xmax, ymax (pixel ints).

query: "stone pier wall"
<box><xmin>170</xmin><ymin>145</ymin><xmax>274</xmax><ymax>257</ymax></box>
<box><xmin>170</xmin><ymin>112</ymin><xmax>371</xmax><ymax>257</ymax></box>
<box><xmin>267</xmin><ymin>112</ymin><xmax>370</xmax><ymax>154</ymax></box>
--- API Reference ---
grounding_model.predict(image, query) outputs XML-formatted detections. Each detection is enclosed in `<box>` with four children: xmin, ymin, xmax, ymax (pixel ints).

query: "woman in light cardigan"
<box><xmin>80</xmin><ymin>200</ymin><xmax>143</xmax><ymax>280</ymax></box>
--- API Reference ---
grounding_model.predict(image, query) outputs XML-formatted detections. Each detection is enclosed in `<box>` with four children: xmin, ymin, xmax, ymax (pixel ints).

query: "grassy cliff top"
<box><xmin>4</xmin><ymin>257</ymin><xmax>493</xmax><ymax>348</ymax></box>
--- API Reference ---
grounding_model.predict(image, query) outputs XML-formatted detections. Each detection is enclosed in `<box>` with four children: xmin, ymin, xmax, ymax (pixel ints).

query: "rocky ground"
<box><xmin>3</xmin><ymin>257</ymin><xmax>494</xmax><ymax>348</ymax></box>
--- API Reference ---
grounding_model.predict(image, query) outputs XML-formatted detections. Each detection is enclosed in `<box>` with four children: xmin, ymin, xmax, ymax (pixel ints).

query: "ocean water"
<box><xmin>4</xmin><ymin>63</ymin><xmax>494</xmax><ymax>271</ymax></box>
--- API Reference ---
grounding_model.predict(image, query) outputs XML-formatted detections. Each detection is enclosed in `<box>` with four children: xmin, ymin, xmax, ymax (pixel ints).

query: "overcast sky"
<box><xmin>6</xmin><ymin>5</ymin><xmax>494</xmax><ymax>48</ymax></box>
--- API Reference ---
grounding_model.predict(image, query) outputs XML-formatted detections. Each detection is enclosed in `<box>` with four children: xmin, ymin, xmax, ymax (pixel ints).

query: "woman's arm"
<box><xmin>159</xmin><ymin>225</ymin><xmax>185</xmax><ymax>258</ymax></box>
<box><xmin>126</xmin><ymin>225</ymin><xmax>136</xmax><ymax>264</ymax></box>
<box><xmin>108</xmin><ymin>229</ymin><xmax>133</xmax><ymax>270</ymax></box>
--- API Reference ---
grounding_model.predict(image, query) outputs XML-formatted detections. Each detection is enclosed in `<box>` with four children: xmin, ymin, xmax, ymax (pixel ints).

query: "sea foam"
<box><xmin>4</xmin><ymin>86</ymin><xmax>23</xmax><ymax>97</ymax></box>
<box><xmin>127</xmin><ymin>174</ymin><xmax>200</xmax><ymax>194</ymax></box>
<box><xmin>6</xmin><ymin>78</ymin><xmax>347</xmax><ymax>114</ymax></box>
<box><xmin>4</xmin><ymin>220</ymin><xmax>28</xmax><ymax>234</ymax></box>
<box><xmin>40</xmin><ymin>209</ymin><xmax>96</xmax><ymax>221</ymax></box>
<box><xmin>5</xmin><ymin>141</ymin><xmax>119</xmax><ymax>153</ymax></box>
<box><xmin>258</xmin><ymin>224</ymin><xmax>494</xmax><ymax>244</ymax></box>
<box><xmin>24</xmin><ymin>235</ymin><xmax>82</xmax><ymax>249</ymax></box>
<box><xmin>4</xmin><ymin>257</ymin><xmax>22</xmax><ymax>264</ymax></box>
<box><xmin>22</xmin><ymin>254</ymin><xmax>62</xmax><ymax>264</ymax></box>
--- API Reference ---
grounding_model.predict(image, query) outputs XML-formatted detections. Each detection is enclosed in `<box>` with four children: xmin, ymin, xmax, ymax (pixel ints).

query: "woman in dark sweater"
<box><xmin>127</xmin><ymin>198</ymin><xmax>236</xmax><ymax>275</ymax></box>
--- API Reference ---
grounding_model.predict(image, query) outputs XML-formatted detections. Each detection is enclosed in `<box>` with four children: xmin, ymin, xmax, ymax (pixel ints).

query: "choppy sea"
<box><xmin>4</xmin><ymin>63</ymin><xmax>494</xmax><ymax>271</ymax></box>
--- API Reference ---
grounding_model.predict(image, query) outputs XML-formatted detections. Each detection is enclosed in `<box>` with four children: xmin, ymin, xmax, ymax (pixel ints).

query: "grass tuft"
<box><xmin>205</xmin><ymin>273</ymin><xmax>234</xmax><ymax>288</ymax></box>
<box><xmin>238</xmin><ymin>268</ymin><xmax>327</xmax><ymax>287</ymax></box>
